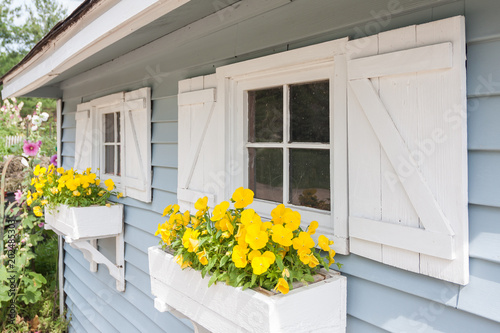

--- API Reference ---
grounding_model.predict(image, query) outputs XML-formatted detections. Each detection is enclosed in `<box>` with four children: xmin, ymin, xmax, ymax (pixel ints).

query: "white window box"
<box><xmin>45</xmin><ymin>203</ymin><xmax>126</xmax><ymax>291</ymax></box>
<box><xmin>148</xmin><ymin>245</ymin><xmax>347</xmax><ymax>333</ymax></box>
<box><xmin>44</xmin><ymin>203</ymin><xmax>123</xmax><ymax>241</ymax></box>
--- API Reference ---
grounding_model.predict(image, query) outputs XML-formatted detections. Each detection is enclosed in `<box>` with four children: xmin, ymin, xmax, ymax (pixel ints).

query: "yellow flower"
<box><xmin>215</xmin><ymin>217</ymin><xmax>234</xmax><ymax>235</ymax></box>
<box><xmin>282</xmin><ymin>268</ymin><xmax>290</xmax><ymax>278</ymax></box>
<box><xmin>41</xmin><ymin>200</ymin><xmax>48</xmax><ymax>206</ymax></box>
<box><xmin>33</xmin><ymin>164</ymin><xmax>47</xmax><ymax>176</ymax></box>
<box><xmin>87</xmin><ymin>188</ymin><xmax>92</xmax><ymax>195</ymax></box>
<box><xmin>73</xmin><ymin>190</ymin><xmax>81</xmax><ymax>197</ymax></box>
<box><xmin>318</xmin><ymin>235</ymin><xmax>334</xmax><ymax>251</ymax></box>
<box><xmin>175</xmin><ymin>255</ymin><xmax>191</xmax><ymax>269</ymax></box>
<box><xmin>284</xmin><ymin>210</ymin><xmax>301</xmax><ymax>231</ymax></box>
<box><xmin>162</xmin><ymin>205</ymin><xmax>173</xmax><ymax>216</ymax></box>
<box><xmin>328</xmin><ymin>249</ymin><xmax>336</xmax><ymax>266</ymax></box>
<box><xmin>50</xmin><ymin>187</ymin><xmax>58</xmax><ymax>195</ymax></box>
<box><xmin>251</xmin><ymin>255</ymin><xmax>271</xmax><ymax>275</ymax></box>
<box><xmin>232</xmin><ymin>187</ymin><xmax>254</xmax><ymax>209</ymax></box>
<box><xmin>117</xmin><ymin>192</ymin><xmax>123</xmax><ymax>198</ymax></box>
<box><xmin>274</xmin><ymin>278</ymin><xmax>289</xmax><ymax>294</ymax></box>
<box><xmin>182</xmin><ymin>228</ymin><xmax>200</xmax><ymax>252</ymax></box>
<box><xmin>240</xmin><ymin>209</ymin><xmax>262</xmax><ymax>227</ymax></box>
<box><xmin>232</xmin><ymin>245</ymin><xmax>249</xmax><ymax>268</ymax></box>
<box><xmin>271</xmin><ymin>224</ymin><xmax>293</xmax><ymax>247</ymax></box>
<box><xmin>98</xmin><ymin>190</ymin><xmax>105</xmax><ymax>196</ymax></box>
<box><xmin>271</xmin><ymin>204</ymin><xmax>292</xmax><ymax>225</ymax></box>
<box><xmin>104</xmin><ymin>178</ymin><xmax>115</xmax><ymax>191</ymax></box>
<box><xmin>262</xmin><ymin>251</ymin><xmax>276</xmax><ymax>265</ymax></box>
<box><xmin>197</xmin><ymin>249</ymin><xmax>209</xmax><ymax>266</ymax></box>
<box><xmin>33</xmin><ymin>206</ymin><xmax>43</xmax><ymax>217</ymax></box>
<box><xmin>95</xmin><ymin>179</ymin><xmax>101</xmax><ymax>186</ymax></box>
<box><xmin>245</xmin><ymin>224</ymin><xmax>268</xmax><ymax>250</ymax></box>
<box><xmin>210</xmin><ymin>201</ymin><xmax>229</xmax><ymax>221</ymax></box>
<box><xmin>56</xmin><ymin>167</ymin><xmax>65</xmax><ymax>174</ymax></box>
<box><xmin>195</xmin><ymin>196</ymin><xmax>208</xmax><ymax>216</ymax></box>
<box><xmin>106</xmin><ymin>203</ymin><xmax>111</xmax><ymax>207</ymax></box>
<box><xmin>155</xmin><ymin>223</ymin><xmax>172</xmax><ymax>245</ymax></box>
<box><xmin>27</xmin><ymin>197</ymin><xmax>33</xmax><ymax>206</ymax></box>
<box><xmin>307</xmin><ymin>221</ymin><xmax>319</xmax><ymax>235</ymax></box>
<box><xmin>292</xmin><ymin>232</ymin><xmax>315</xmax><ymax>253</ymax></box>
<box><xmin>248</xmin><ymin>249</ymin><xmax>261</xmax><ymax>262</ymax></box>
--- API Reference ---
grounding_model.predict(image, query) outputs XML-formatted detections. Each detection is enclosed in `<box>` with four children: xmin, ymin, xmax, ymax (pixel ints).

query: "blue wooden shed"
<box><xmin>1</xmin><ymin>0</ymin><xmax>500</xmax><ymax>331</ymax></box>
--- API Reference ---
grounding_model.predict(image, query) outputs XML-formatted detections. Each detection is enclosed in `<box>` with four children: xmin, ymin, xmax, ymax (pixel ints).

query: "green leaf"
<box><xmin>201</xmin><ymin>266</ymin><xmax>209</xmax><ymax>279</ymax></box>
<box><xmin>250</xmin><ymin>273</ymin><xmax>257</xmax><ymax>287</ymax></box>
<box><xmin>220</xmin><ymin>255</ymin><xmax>229</xmax><ymax>267</ymax></box>
<box><xmin>208</xmin><ymin>271</ymin><xmax>219</xmax><ymax>287</ymax></box>
<box><xmin>275</xmin><ymin>255</ymin><xmax>284</xmax><ymax>271</ymax></box>
<box><xmin>0</xmin><ymin>285</ymin><xmax>11</xmax><ymax>302</ymax></box>
<box><xmin>207</xmin><ymin>256</ymin><xmax>218</xmax><ymax>271</ymax></box>
<box><xmin>304</xmin><ymin>274</ymin><xmax>315</xmax><ymax>282</ymax></box>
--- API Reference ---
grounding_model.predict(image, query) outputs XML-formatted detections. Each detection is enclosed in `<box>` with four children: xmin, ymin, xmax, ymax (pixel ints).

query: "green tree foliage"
<box><xmin>0</xmin><ymin>0</ymin><xmax>67</xmax><ymax>114</ymax></box>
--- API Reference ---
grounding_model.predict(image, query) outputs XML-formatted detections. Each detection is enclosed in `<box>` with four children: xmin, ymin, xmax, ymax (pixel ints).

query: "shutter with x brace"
<box><xmin>347</xmin><ymin>16</ymin><xmax>468</xmax><ymax>284</ymax></box>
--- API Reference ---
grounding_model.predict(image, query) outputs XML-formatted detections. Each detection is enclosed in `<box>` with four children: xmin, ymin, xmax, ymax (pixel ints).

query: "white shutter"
<box><xmin>177</xmin><ymin>74</ymin><xmax>220</xmax><ymax>211</ymax></box>
<box><xmin>122</xmin><ymin>87</ymin><xmax>152</xmax><ymax>202</ymax></box>
<box><xmin>74</xmin><ymin>102</ymin><xmax>94</xmax><ymax>172</ymax></box>
<box><xmin>347</xmin><ymin>16</ymin><xmax>468</xmax><ymax>284</ymax></box>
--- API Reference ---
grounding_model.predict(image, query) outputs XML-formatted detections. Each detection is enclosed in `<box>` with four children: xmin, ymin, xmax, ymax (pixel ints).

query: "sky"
<box><xmin>12</xmin><ymin>0</ymin><xmax>85</xmax><ymax>23</ymax></box>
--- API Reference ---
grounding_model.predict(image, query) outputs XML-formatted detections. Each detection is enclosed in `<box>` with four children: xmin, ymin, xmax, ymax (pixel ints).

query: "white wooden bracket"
<box><xmin>65</xmin><ymin>232</ymin><xmax>125</xmax><ymax>292</ymax></box>
<box><xmin>154</xmin><ymin>298</ymin><xmax>210</xmax><ymax>333</ymax></box>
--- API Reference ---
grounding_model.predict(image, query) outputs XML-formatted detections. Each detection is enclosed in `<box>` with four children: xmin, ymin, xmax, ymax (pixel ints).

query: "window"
<box><xmin>177</xmin><ymin>16</ymin><xmax>468</xmax><ymax>284</ymax></box>
<box><xmin>247</xmin><ymin>81</ymin><xmax>331</xmax><ymax>211</ymax></box>
<box><xmin>74</xmin><ymin>88</ymin><xmax>152</xmax><ymax>202</ymax></box>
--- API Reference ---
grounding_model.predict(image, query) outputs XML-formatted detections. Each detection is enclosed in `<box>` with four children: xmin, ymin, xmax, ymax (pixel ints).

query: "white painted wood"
<box><xmin>4</xmin><ymin>135</ymin><xmax>24</xmax><ymax>147</ymax></box>
<box><xmin>148</xmin><ymin>246</ymin><xmax>347</xmax><ymax>333</ymax></box>
<box><xmin>178</xmin><ymin>88</ymin><xmax>216</xmax><ymax>106</ymax></box>
<box><xmin>348</xmin><ymin>42</ymin><xmax>452</xmax><ymax>80</ymax></box>
<box><xmin>56</xmin><ymin>99</ymin><xmax>62</xmax><ymax>168</ymax></box>
<box><xmin>74</xmin><ymin>103</ymin><xmax>93</xmax><ymax>172</ymax></box>
<box><xmin>347</xmin><ymin>16</ymin><xmax>468</xmax><ymax>284</ymax></box>
<box><xmin>44</xmin><ymin>204</ymin><xmax>123</xmax><ymax>240</ymax></box>
<box><xmin>177</xmin><ymin>75</ymin><xmax>223</xmax><ymax>212</ymax></box>
<box><xmin>122</xmin><ymin>87</ymin><xmax>152</xmax><ymax>202</ymax></box>
<box><xmin>350</xmin><ymin>217</ymin><xmax>454</xmax><ymax>259</ymax></box>
<box><xmin>378</xmin><ymin>25</ymin><xmax>420</xmax><ymax>272</ymax></box>
<box><xmin>45</xmin><ymin>204</ymin><xmax>126</xmax><ymax>292</ymax></box>
<box><xmin>347</xmin><ymin>34</ymin><xmax>383</xmax><ymax>263</ymax></box>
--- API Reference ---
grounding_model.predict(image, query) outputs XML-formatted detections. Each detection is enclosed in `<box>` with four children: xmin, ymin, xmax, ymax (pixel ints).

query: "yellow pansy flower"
<box><xmin>241</xmin><ymin>209</ymin><xmax>262</xmax><ymax>227</ymax></box>
<box><xmin>50</xmin><ymin>187</ymin><xmax>58</xmax><ymax>195</ymax></box>
<box><xmin>194</xmin><ymin>196</ymin><xmax>208</xmax><ymax>216</ymax></box>
<box><xmin>251</xmin><ymin>255</ymin><xmax>271</xmax><ymax>275</ymax></box>
<box><xmin>117</xmin><ymin>192</ymin><xmax>123</xmax><ymax>198</ymax></box>
<box><xmin>231</xmin><ymin>245</ymin><xmax>249</xmax><ymax>268</ymax></box>
<box><xmin>106</xmin><ymin>203</ymin><xmax>111</xmax><ymax>207</ymax></box>
<box><xmin>318</xmin><ymin>235</ymin><xmax>334</xmax><ymax>251</ymax></box>
<box><xmin>245</xmin><ymin>224</ymin><xmax>268</xmax><ymax>250</ymax></box>
<box><xmin>197</xmin><ymin>249</ymin><xmax>209</xmax><ymax>266</ymax></box>
<box><xmin>33</xmin><ymin>206</ymin><xmax>43</xmax><ymax>217</ymax></box>
<box><xmin>232</xmin><ymin>187</ymin><xmax>254</xmax><ymax>209</ymax></box>
<box><xmin>292</xmin><ymin>232</ymin><xmax>315</xmax><ymax>253</ymax></box>
<box><xmin>104</xmin><ymin>178</ymin><xmax>115</xmax><ymax>191</ymax></box>
<box><xmin>274</xmin><ymin>278</ymin><xmax>289</xmax><ymax>294</ymax></box>
<box><xmin>162</xmin><ymin>204</ymin><xmax>173</xmax><ymax>216</ymax></box>
<box><xmin>175</xmin><ymin>255</ymin><xmax>191</xmax><ymax>269</ymax></box>
<box><xmin>57</xmin><ymin>167</ymin><xmax>65</xmax><ymax>174</ymax></box>
<box><xmin>307</xmin><ymin>221</ymin><xmax>319</xmax><ymax>235</ymax></box>
<box><xmin>248</xmin><ymin>249</ymin><xmax>261</xmax><ymax>262</ymax></box>
<box><xmin>210</xmin><ymin>201</ymin><xmax>229</xmax><ymax>221</ymax></box>
<box><xmin>41</xmin><ymin>200</ymin><xmax>48</xmax><ymax>206</ymax></box>
<box><xmin>271</xmin><ymin>204</ymin><xmax>292</xmax><ymax>225</ymax></box>
<box><xmin>271</xmin><ymin>224</ymin><xmax>293</xmax><ymax>247</ymax></box>
<box><xmin>328</xmin><ymin>249</ymin><xmax>336</xmax><ymax>266</ymax></box>
<box><xmin>73</xmin><ymin>190</ymin><xmax>81</xmax><ymax>197</ymax></box>
<box><xmin>284</xmin><ymin>210</ymin><xmax>301</xmax><ymax>231</ymax></box>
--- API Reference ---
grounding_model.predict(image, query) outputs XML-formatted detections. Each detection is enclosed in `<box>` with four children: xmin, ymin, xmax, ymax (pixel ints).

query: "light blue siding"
<box><xmin>58</xmin><ymin>0</ymin><xmax>500</xmax><ymax>331</ymax></box>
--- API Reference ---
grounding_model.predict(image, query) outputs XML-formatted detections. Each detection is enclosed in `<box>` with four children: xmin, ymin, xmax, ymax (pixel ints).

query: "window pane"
<box><xmin>289</xmin><ymin>149</ymin><xmax>330</xmax><ymax>210</ymax></box>
<box><xmin>248</xmin><ymin>148</ymin><xmax>283</xmax><ymax>203</ymax></box>
<box><xmin>116</xmin><ymin>145</ymin><xmax>121</xmax><ymax>176</ymax></box>
<box><xmin>290</xmin><ymin>81</ymin><xmax>329</xmax><ymax>143</ymax></box>
<box><xmin>248</xmin><ymin>87</ymin><xmax>283</xmax><ymax>142</ymax></box>
<box><xmin>116</xmin><ymin>112</ymin><xmax>121</xmax><ymax>143</ymax></box>
<box><xmin>104</xmin><ymin>113</ymin><xmax>115</xmax><ymax>143</ymax></box>
<box><xmin>105</xmin><ymin>145</ymin><xmax>115</xmax><ymax>175</ymax></box>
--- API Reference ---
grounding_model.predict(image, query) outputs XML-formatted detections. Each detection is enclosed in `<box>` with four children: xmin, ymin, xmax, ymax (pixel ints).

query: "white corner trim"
<box><xmin>1</xmin><ymin>0</ymin><xmax>191</xmax><ymax>98</ymax></box>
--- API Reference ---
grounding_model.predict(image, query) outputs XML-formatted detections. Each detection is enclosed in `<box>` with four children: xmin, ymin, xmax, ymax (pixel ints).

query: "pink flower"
<box><xmin>38</xmin><ymin>222</ymin><xmax>44</xmax><ymax>228</ymax></box>
<box><xmin>14</xmin><ymin>190</ymin><xmax>23</xmax><ymax>203</ymax></box>
<box><xmin>50</xmin><ymin>154</ymin><xmax>57</xmax><ymax>166</ymax></box>
<box><xmin>23</xmin><ymin>140</ymin><xmax>41</xmax><ymax>156</ymax></box>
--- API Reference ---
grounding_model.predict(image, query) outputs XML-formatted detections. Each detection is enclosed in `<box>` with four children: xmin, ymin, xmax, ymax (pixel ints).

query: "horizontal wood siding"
<box><xmin>58</xmin><ymin>0</ymin><xmax>500</xmax><ymax>331</ymax></box>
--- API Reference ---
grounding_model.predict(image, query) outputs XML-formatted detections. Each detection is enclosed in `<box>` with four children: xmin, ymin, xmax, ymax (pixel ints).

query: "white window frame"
<box><xmin>98</xmin><ymin>105</ymin><xmax>123</xmax><ymax>186</ymax></box>
<box><xmin>216</xmin><ymin>39</ymin><xmax>349</xmax><ymax>253</ymax></box>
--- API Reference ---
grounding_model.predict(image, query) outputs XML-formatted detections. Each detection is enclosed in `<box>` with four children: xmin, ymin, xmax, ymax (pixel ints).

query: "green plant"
<box><xmin>155</xmin><ymin>187</ymin><xmax>339</xmax><ymax>295</ymax></box>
